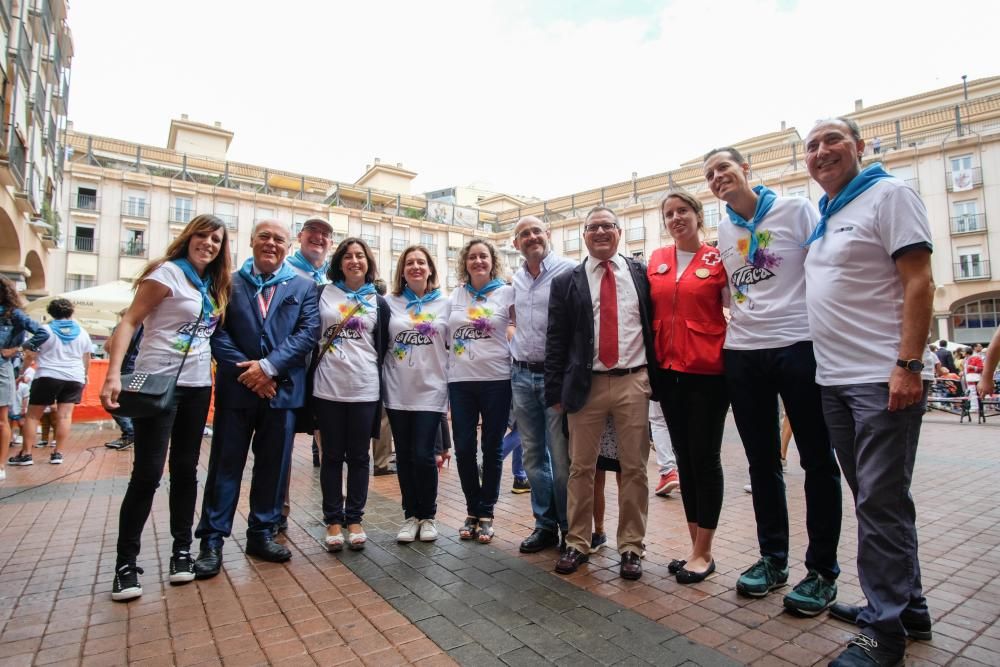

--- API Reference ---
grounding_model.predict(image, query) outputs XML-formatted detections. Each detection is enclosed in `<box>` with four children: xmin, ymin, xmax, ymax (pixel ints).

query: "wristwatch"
<box><xmin>896</xmin><ymin>358</ymin><xmax>925</xmax><ymax>373</ymax></box>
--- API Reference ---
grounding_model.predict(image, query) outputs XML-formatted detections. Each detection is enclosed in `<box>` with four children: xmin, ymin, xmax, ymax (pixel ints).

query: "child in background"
<box><xmin>9</xmin><ymin>356</ymin><xmax>35</xmax><ymax>445</ymax></box>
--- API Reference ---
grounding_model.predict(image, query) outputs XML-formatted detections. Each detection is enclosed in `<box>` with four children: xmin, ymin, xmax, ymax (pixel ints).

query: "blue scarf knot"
<box><xmin>238</xmin><ymin>258</ymin><xmax>296</xmax><ymax>295</ymax></box>
<box><xmin>334</xmin><ymin>281</ymin><xmax>376</xmax><ymax>306</ymax></box>
<box><xmin>171</xmin><ymin>258</ymin><xmax>217</xmax><ymax>322</ymax></box>
<box><xmin>803</xmin><ymin>163</ymin><xmax>894</xmax><ymax>246</ymax></box>
<box><xmin>403</xmin><ymin>287</ymin><xmax>441</xmax><ymax>313</ymax></box>
<box><xmin>726</xmin><ymin>185</ymin><xmax>777</xmax><ymax>263</ymax></box>
<box><xmin>465</xmin><ymin>278</ymin><xmax>505</xmax><ymax>301</ymax></box>
<box><xmin>287</xmin><ymin>251</ymin><xmax>329</xmax><ymax>285</ymax></box>
<box><xmin>50</xmin><ymin>319</ymin><xmax>80</xmax><ymax>344</ymax></box>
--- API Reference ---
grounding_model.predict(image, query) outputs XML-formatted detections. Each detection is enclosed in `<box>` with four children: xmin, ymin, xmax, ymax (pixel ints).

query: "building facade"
<box><xmin>0</xmin><ymin>0</ymin><xmax>72</xmax><ymax>298</ymax></box>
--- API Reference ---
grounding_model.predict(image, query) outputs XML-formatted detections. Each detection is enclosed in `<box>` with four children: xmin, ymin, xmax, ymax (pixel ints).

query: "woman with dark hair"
<box><xmin>9</xmin><ymin>297</ymin><xmax>90</xmax><ymax>468</ymax></box>
<box><xmin>313</xmin><ymin>237</ymin><xmax>389</xmax><ymax>552</ymax></box>
<box><xmin>649</xmin><ymin>191</ymin><xmax>729</xmax><ymax>584</ymax></box>
<box><xmin>384</xmin><ymin>245</ymin><xmax>449</xmax><ymax>543</ymax></box>
<box><xmin>448</xmin><ymin>238</ymin><xmax>513</xmax><ymax>544</ymax></box>
<box><xmin>99</xmin><ymin>214</ymin><xmax>232</xmax><ymax>601</ymax></box>
<box><xmin>0</xmin><ymin>277</ymin><xmax>49</xmax><ymax>480</ymax></box>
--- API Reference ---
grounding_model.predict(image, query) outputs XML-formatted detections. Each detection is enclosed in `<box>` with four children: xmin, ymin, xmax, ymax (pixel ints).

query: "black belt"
<box><xmin>593</xmin><ymin>365</ymin><xmax>646</xmax><ymax>377</ymax></box>
<box><xmin>513</xmin><ymin>359</ymin><xmax>545</xmax><ymax>373</ymax></box>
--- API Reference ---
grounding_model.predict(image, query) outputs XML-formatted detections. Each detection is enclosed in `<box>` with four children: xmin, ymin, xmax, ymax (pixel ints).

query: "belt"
<box><xmin>513</xmin><ymin>359</ymin><xmax>545</xmax><ymax>373</ymax></box>
<box><xmin>593</xmin><ymin>365</ymin><xmax>646</xmax><ymax>377</ymax></box>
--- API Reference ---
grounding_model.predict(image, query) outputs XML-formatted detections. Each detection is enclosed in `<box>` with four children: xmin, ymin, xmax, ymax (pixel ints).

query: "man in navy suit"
<box><xmin>194</xmin><ymin>220</ymin><xmax>320</xmax><ymax>577</ymax></box>
<box><xmin>545</xmin><ymin>206</ymin><xmax>659</xmax><ymax>581</ymax></box>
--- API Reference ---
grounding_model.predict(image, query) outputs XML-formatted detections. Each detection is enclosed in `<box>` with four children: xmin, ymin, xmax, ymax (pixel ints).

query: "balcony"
<box><xmin>169</xmin><ymin>206</ymin><xmax>195</xmax><ymax>224</ymax></box>
<box><xmin>7</xmin><ymin>131</ymin><xmax>26</xmax><ymax>188</ymax></box>
<box><xmin>120</xmin><ymin>240</ymin><xmax>147</xmax><ymax>258</ymax></box>
<box><xmin>704</xmin><ymin>211</ymin><xmax>721</xmax><ymax>229</ymax></box>
<box><xmin>0</xmin><ymin>0</ymin><xmax>10</xmax><ymax>29</ymax></box>
<box><xmin>626</xmin><ymin>227</ymin><xmax>645</xmax><ymax>242</ymax></box>
<box><xmin>564</xmin><ymin>238</ymin><xmax>581</xmax><ymax>252</ymax></box>
<box><xmin>68</xmin><ymin>235</ymin><xmax>97</xmax><ymax>253</ymax></box>
<box><xmin>954</xmin><ymin>260</ymin><xmax>991</xmax><ymax>282</ymax></box>
<box><xmin>447</xmin><ymin>248</ymin><xmax>459</xmax><ymax>259</ymax></box>
<box><xmin>331</xmin><ymin>232</ymin><xmax>346</xmax><ymax>245</ymax></box>
<box><xmin>423</xmin><ymin>244</ymin><xmax>437</xmax><ymax>256</ymax></box>
<box><xmin>391</xmin><ymin>238</ymin><xmax>407</xmax><ymax>252</ymax></box>
<box><xmin>11</xmin><ymin>23</ymin><xmax>30</xmax><ymax>82</ymax></box>
<box><xmin>361</xmin><ymin>234</ymin><xmax>379</xmax><ymax>248</ymax></box>
<box><xmin>946</xmin><ymin>167</ymin><xmax>983</xmax><ymax>192</ymax></box>
<box><xmin>121</xmin><ymin>199</ymin><xmax>150</xmax><ymax>219</ymax></box>
<box><xmin>950</xmin><ymin>213</ymin><xmax>987</xmax><ymax>235</ymax></box>
<box><xmin>43</xmin><ymin>113</ymin><xmax>55</xmax><ymax>157</ymax></box>
<box><xmin>71</xmin><ymin>193</ymin><xmax>100</xmax><ymax>212</ymax></box>
<box><xmin>215</xmin><ymin>212</ymin><xmax>238</xmax><ymax>230</ymax></box>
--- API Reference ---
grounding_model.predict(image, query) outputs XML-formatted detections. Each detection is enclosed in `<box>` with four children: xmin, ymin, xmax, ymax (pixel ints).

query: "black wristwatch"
<box><xmin>896</xmin><ymin>358</ymin><xmax>924</xmax><ymax>373</ymax></box>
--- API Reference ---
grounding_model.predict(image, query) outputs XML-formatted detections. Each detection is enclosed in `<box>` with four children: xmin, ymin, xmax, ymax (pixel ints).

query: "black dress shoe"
<box><xmin>828</xmin><ymin>602</ymin><xmax>932</xmax><ymax>641</ymax></box>
<box><xmin>830</xmin><ymin>633</ymin><xmax>904</xmax><ymax>667</ymax></box>
<box><xmin>193</xmin><ymin>547</ymin><xmax>223</xmax><ymax>579</ymax></box>
<box><xmin>676</xmin><ymin>560</ymin><xmax>715</xmax><ymax>584</ymax></box>
<box><xmin>520</xmin><ymin>528</ymin><xmax>559</xmax><ymax>554</ymax></box>
<box><xmin>554</xmin><ymin>547</ymin><xmax>589</xmax><ymax>575</ymax></box>
<box><xmin>373</xmin><ymin>465</ymin><xmax>397</xmax><ymax>476</ymax></box>
<box><xmin>668</xmin><ymin>559</ymin><xmax>687</xmax><ymax>574</ymax></box>
<box><xmin>245</xmin><ymin>535</ymin><xmax>292</xmax><ymax>563</ymax></box>
<box><xmin>620</xmin><ymin>551</ymin><xmax>643</xmax><ymax>580</ymax></box>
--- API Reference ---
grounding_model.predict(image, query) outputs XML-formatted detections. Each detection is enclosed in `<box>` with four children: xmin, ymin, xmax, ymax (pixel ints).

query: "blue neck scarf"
<box><xmin>50</xmin><ymin>319</ymin><xmax>80</xmax><ymax>344</ymax></box>
<box><xmin>465</xmin><ymin>278</ymin><xmax>505</xmax><ymax>302</ymax></box>
<box><xmin>171</xmin><ymin>258</ymin><xmax>216</xmax><ymax>322</ymax></box>
<box><xmin>334</xmin><ymin>280</ymin><xmax>376</xmax><ymax>306</ymax></box>
<box><xmin>403</xmin><ymin>286</ymin><xmax>441</xmax><ymax>313</ymax></box>
<box><xmin>803</xmin><ymin>163</ymin><xmax>894</xmax><ymax>246</ymax></box>
<box><xmin>238</xmin><ymin>258</ymin><xmax>296</xmax><ymax>295</ymax></box>
<box><xmin>726</xmin><ymin>185</ymin><xmax>777</xmax><ymax>263</ymax></box>
<box><xmin>287</xmin><ymin>251</ymin><xmax>329</xmax><ymax>285</ymax></box>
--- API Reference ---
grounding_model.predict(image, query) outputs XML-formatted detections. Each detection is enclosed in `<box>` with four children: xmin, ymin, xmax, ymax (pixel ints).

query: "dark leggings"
<box><xmin>313</xmin><ymin>397</ymin><xmax>377</xmax><ymax>525</ymax></box>
<box><xmin>387</xmin><ymin>408</ymin><xmax>443</xmax><ymax>520</ymax></box>
<box><xmin>116</xmin><ymin>385</ymin><xmax>212</xmax><ymax>565</ymax></box>
<box><xmin>657</xmin><ymin>369</ymin><xmax>728</xmax><ymax>529</ymax></box>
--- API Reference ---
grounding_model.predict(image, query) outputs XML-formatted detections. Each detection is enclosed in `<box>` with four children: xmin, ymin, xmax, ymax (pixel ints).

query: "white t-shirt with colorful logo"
<box><xmin>717</xmin><ymin>196</ymin><xmax>818</xmax><ymax>350</ymax></box>
<box><xmin>134</xmin><ymin>262</ymin><xmax>220</xmax><ymax>387</ymax></box>
<box><xmin>447</xmin><ymin>285</ymin><xmax>513</xmax><ymax>383</ymax></box>
<box><xmin>382</xmin><ymin>294</ymin><xmax>450</xmax><ymax>412</ymax></box>
<box><xmin>35</xmin><ymin>324</ymin><xmax>92</xmax><ymax>383</ymax></box>
<box><xmin>312</xmin><ymin>284</ymin><xmax>379</xmax><ymax>403</ymax></box>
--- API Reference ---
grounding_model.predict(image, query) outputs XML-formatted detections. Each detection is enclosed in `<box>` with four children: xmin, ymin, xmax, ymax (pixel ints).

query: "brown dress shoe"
<box><xmin>620</xmin><ymin>551</ymin><xmax>642</xmax><ymax>580</ymax></box>
<box><xmin>555</xmin><ymin>547</ymin><xmax>589</xmax><ymax>575</ymax></box>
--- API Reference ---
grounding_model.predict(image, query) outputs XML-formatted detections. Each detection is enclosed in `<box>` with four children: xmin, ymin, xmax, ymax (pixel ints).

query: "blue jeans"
<box><xmin>112</xmin><ymin>413</ymin><xmax>134</xmax><ymax>438</ymax></box>
<box><xmin>501</xmin><ymin>427</ymin><xmax>526</xmax><ymax>480</ymax></box>
<box><xmin>510</xmin><ymin>366</ymin><xmax>569</xmax><ymax>533</ymax></box>
<box><xmin>449</xmin><ymin>380</ymin><xmax>512</xmax><ymax>518</ymax></box>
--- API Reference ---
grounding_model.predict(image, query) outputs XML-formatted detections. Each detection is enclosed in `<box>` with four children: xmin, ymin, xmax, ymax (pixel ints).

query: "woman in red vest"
<box><xmin>648</xmin><ymin>191</ymin><xmax>729</xmax><ymax>584</ymax></box>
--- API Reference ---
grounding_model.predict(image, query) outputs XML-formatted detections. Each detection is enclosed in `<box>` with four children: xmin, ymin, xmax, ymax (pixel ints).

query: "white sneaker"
<box><xmin>744</xmin><ymin>483</ymin><xmax>753</xmax><ymax>494</ymax></box>
<box><xmin>397</xmin><ymin>517</ymin><xmax>419</xmax><ymax>543</ymax></box>
<box><xmin>0</xmin><ymin>469</ymin><xmax>5</xmax><ymax>481</ymax></box>
<box><xmin>418</xmin><ymin>519</ymin><xmax>439</xmax><ymax>542</ymax></box>
<box><xmin>12</xmin><ymin>434</ymin><xmax>22</xmax><ymax>444</ymax></box>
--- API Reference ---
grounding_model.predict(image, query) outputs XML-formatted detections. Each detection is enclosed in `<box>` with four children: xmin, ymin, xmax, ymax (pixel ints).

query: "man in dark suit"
<box><xmin>193</xmin><ymin>220</ymin><xmax>320</xmax><ymax>578</ymax></box>
<box><xmin>545</xmin><ymin>206</ymin><xmax>658</xmax><ymax>580</ymax></box>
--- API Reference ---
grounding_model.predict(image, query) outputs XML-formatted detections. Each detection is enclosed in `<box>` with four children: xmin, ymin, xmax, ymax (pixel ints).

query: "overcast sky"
<box><xmin>68</xmin><ymin>0</ymin><xmax>996</xmax><ymax>201</ymax></box>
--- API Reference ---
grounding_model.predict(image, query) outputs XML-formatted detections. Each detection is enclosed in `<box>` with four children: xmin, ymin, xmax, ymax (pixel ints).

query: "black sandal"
<box><xmin>459</xmin><ymin>517</ymin><xmax>478</xmax><ymax>540</ymax></box>
<box><xmin>477</xmin><ymin>518</ymin><xmax>495</xmax><ymax>544</ymax></box>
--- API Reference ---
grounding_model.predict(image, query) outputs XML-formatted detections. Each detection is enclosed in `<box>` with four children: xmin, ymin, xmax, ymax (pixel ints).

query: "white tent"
<box><xmin>25</xmin><ymin>280</ymin><xmax>136</xmax><ymax>337</ymax></box>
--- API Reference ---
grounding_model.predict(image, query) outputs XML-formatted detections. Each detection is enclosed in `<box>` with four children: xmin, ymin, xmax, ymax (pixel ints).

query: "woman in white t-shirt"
<box><xmin>8</xmin><ymin>298</ymin><xmax>89</xmax><ymax>467</ymax></box>
<box><xmin>312</xmin><ymin>238</ymin><xmax>388</xmax><ymax>553</ymax></box>
<box><xmin>99</xmin><ymin>214</ymin><xmax>232</xmax><ymax>602</ymax></box>
<box><xmin>384</xmin><ymin>245</ymin><xmax>450</xmax><ymax>544</ymax></box>
<box><xmin>448</xmin><ymin>239</ymin><xmax>513</xmax><ymax>544</ymax></box>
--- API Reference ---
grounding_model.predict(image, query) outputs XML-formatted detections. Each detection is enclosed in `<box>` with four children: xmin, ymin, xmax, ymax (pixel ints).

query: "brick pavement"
<box><xmin>0</xmin><ymin>412</ymin><xmax>997</xmax><ymax>665</ymax></box>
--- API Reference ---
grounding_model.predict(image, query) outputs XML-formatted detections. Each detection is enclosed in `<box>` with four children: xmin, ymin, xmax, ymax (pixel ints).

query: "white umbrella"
<box><xmin>25</xmin><ymin>280</ymin><xmax>136</xmax><ymax>336</ymax></box>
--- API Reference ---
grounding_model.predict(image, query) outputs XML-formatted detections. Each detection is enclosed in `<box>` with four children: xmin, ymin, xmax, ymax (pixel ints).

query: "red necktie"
<box><xmin>598</xmin><ymin>260</ymin><xmax>618</xmax><ymax>368</ymax></box>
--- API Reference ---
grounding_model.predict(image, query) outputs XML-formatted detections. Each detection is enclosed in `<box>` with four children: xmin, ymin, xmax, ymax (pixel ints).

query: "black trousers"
<box><xmin>387</xmin><ymin>409</ymin><xmax>442</xmax><ymax>520</ymax></box>
<box><xmin>313</xmin><ymin>397</ymin><xmax>377</xmax><ymax>525</ymax></box>
<box><xmin>116</xmin><ymin>385</ymin><xmax>212</xmax><ymax>565</ymax></box>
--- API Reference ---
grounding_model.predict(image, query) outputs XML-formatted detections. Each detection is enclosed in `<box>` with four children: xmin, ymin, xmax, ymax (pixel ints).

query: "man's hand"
<box><xmin>253</xmin><ymin>378</ymin><xmax>278</xmax><ymax>400</ymax></box>
<box><xmin>236</xmin><ymin>360</ymin><xmax>271</xmax><ymax>391</ymax></box>
<box><xmin>977</xmin><ymin>376</ymin><xmax>995</xmax><ymax>399</ymax></box>
<box><xmin>887</xmin><ymin>366</ymin><xmax>923</xmax><ymax>411</ymax></box>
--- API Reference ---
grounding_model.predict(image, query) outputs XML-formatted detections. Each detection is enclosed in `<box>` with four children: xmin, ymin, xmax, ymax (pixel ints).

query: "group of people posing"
<box><xmin>0</xmin><ymin>116</ymin><xmax>950</xmax><ymax>667</ymax></box>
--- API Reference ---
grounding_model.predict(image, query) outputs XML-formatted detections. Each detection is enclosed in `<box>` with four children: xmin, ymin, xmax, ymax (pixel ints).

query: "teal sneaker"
<box><xmin>783</xmin><ymin>570</ymin><xmax>837</xmax><ymax>616</ymax></box>
<box><xmin>736</xmin><ymin>556</ymin><xmax>789</xmax><ymax>597</ymax></box>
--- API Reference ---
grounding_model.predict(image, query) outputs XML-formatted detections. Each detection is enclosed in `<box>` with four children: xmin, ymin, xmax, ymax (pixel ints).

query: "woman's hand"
<box><xmin>437</xmin><ymin>450</ymin><xmax>452</xmax><ymax>469</ymax></box>
<box><xmin>100</xmin><ymin>375</ymin><xmax>122</xmax><ymax>411</ymax></box>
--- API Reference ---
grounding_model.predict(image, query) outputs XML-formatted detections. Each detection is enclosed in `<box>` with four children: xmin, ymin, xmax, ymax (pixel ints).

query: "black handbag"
<box><xmin>109</xmin><ymin>328</ymin><xmax>194</xmax><ymax>419</ymax></box>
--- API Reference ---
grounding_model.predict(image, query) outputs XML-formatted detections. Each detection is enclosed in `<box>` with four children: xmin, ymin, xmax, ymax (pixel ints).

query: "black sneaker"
<box><xmin>111</xmin><ymin>563</ymin><xmax>144</xmax><ymax>601</ymax></box>
<box><xmin>50</xmin><ymin>452</ymin><xmax>63</xmax><ymax>465</ymax></box>
<box><xmin>105</xmin><ymin>438</ymin><xmax>134</xmax><ymax>451</ymax></box>
<box><xmin>8</xmin><ymin>453</ymin><xmax>33</xmax><ymax>466</ymax></box>
<box><xmin>169</xmin><ymin>552</ymin><xmax>196</xmax><ymax>584</ymax></box>
<box><xmin>511</xmin><ymin>478</ymin><xmax>530</xmax><ymax>494</ymax></box>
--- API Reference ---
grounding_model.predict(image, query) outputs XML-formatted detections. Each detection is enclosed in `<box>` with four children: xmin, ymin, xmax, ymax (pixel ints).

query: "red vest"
<box><xmin>647</xmin><ymin>245</ymin><xmax>727</xmax><ymax>375</ymax></box>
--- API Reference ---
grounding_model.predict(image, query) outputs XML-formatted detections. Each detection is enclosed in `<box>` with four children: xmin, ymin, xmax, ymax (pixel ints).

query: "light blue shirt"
<box><xmin>510</xmin><ymin>252</ymin><xmax>576</xmax><ymax>363</ymax></box>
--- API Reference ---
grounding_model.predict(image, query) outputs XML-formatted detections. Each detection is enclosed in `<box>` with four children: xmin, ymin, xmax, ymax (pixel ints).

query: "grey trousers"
<box><xmin>821</xmin><ymin>382</ymin><xmax>930</xmax><ymax>651</ymax></box>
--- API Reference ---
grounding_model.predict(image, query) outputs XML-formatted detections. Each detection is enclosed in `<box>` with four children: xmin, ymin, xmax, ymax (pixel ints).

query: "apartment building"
<box><xmin>0</xmin><ymin>0</ymin><xmax>72</xmax><ymax>298</ymax></box>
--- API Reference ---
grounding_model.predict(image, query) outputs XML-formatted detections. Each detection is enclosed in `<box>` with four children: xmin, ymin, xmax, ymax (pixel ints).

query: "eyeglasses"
<box><xmin>302</xmin><ymin>226</ymin><xmax>332</xmax><ymax>238</ymax></box>
<box><xmin>584</xmin><ymin>223</ymin><xmax>619</xmax><ymax>233</ymax></box>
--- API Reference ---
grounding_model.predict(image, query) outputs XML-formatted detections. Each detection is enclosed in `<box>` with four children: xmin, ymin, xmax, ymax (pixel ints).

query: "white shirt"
<box><xmin>804</xmin><ymin>178</ymin><xmax>936</xmax><ymax>386</ymax></box>
<box><xmin>586</xmin><ymin>254</ymin><xmax>644</xmax><ymax>371</ymax></box>
<box><xmin>382</xmin><ymin>294</ymin><xmax>450</xmax><ymax>412</ymax></box>
<box><xmin>312</xmin><ymin>284</ymin><xmax>379</xmax><ymax>402</ymax></box>
<box><xmin>35</xmin><ymin>323</ymin><xmax>92</xmax><ymax>383</ymax></box>
<box><xmin>717</xmin><ymin>196</ymin><xmax>818</xmax><ymax>349</ymax></box>
<box><xmin>510</xmin><ymin>253</ymin><xmax>576</xmax><ymax>363</ymax></box>
<box><xmin>447</xmin><ymin>285</ymin><xmax>513</xmax><ymax>382</ymax></box>
<box><xmin>134</xmin><ymin>262</ymin><xmax>218</xmax><ymax>387</ymax></box>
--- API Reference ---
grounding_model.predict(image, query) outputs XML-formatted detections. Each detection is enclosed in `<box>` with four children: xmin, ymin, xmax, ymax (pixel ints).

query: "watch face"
<box><xmin>906</xmin><ymin>360</ymin><xmax>924</xmax><ymax>373</ymax></box>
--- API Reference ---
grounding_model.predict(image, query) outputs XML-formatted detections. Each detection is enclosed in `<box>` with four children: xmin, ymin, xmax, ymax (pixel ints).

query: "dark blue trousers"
<box><xmin>449</xmin><ymin>380</ymin><xmax>512</xmax><ymax>518</ymax></box>
<box><xmin>195</xmin><ymin>403</ymin><xmax>295</xmax><ymax>548</ymax></box>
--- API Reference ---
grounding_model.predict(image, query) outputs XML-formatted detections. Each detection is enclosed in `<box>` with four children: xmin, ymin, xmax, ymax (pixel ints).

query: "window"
<box><xmin>66</xmin><ymin>274</ymin><xmax>96</xmax><ymax>291</ymax></box>
<box><xmin>124</xmin><ymin>191</ymin><xmax>149</xmax><ymax>218</ymax></box>
<box><xmin>392</xmin><ymin>227</ymin><xmax>408</xmax><ymax>252</ymax></box>
<box><xmin>626</xmin><ymin>217</ymin><xmax>644</xmax><ymax>241</ymax></box>
<box><xmin>75</xmin><ymin>186</ymin><xmax>97</xmax><ymax>211</ymax></box>
<box><xmin>361</xmin><ymin>223</ymin><xmax>378</xmax><ymax>248</ymax></box>
<box><xmin>171</xmin><ymin>196</ymin><xmax>193</xmax><ymax>224</ymax></box>
<box><xmin>957</xmin><ymin>245</ymin><xmax>985</xmax><ymax>279</ymax></box>
<box><xmin>952</xmin><ymin>200</ymin><xmax>981</xmax><ymax>233</ymax></box>
<box><xmin>216</xmin><ymin>201</ymin><xmax>238</xmax><ymax>230</ymax></box>
<box><xmin>564</xmin><ymin>225</ymin><xmax>580</xmax><ymax>252</ymax></box>
<box><xmin>890</xmin><ymin>164</ymin><xmax>918</xmax><ymax>193</ymax></box>
<box><xmin>292</xmin><ymin>212</ymin><xmax>309</xmax><ymax>235</ymax></box>
<box><xmin>420</xmin><ymin>232</ymin><xmax>435</xmax><ymax>254</ymax></box>
<box><xmin>951</xmin><ymin>155</ymin><xmax>973</xmax><ymax>172</ymax></box>
<box><xmin>785</xmin><ymin>186</ymin><xmax>807</xmax><ymax>198</ymax></box>
<box><xmin>122</xmin><ymin>229</ymin><xmax>145</xmax><ymax>257</ymax></box>
<box><xmin>704</xmin><ymin>204</ymin><xmax>720</xmax><ymax>229</ymax></box>
<box><xmin>255</xmin><ymin>207</ymin><xmax>275</xmax><ymax>223</ymax></box>
<box><xmin>72</xmin><ymin>225</ymin><xmax>95</xmax><ymax>252</ymax></box>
